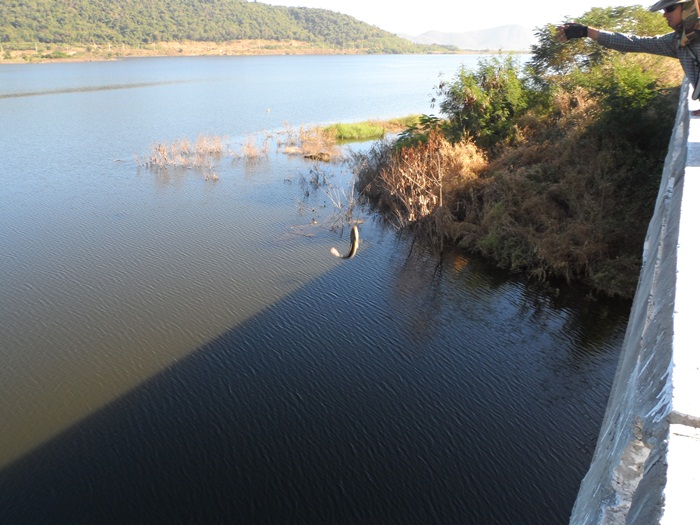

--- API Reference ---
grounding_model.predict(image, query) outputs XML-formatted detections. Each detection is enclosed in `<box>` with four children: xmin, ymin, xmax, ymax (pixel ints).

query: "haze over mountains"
<box><xmin>401</xmin><ymin>25</ymin><xmax>537</xmax><ymax>51</ymax></box>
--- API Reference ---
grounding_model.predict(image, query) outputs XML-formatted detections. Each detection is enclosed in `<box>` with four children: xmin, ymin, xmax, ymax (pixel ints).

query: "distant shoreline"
<box><xmin>0</xmin><ymin>39</ymin><xmax>526</xmax><ymax>64</ymax></box>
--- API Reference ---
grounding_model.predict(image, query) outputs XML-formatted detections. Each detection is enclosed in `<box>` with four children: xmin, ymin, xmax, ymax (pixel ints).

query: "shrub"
<box><xmin>435</xmin><ymin>55</ymin><xmax>527</xmax><ymax>151</ymax></box>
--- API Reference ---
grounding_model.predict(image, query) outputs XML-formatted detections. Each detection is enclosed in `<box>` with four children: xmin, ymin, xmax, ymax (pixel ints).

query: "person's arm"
<box><xmin>557</xmin><ymin>23</ymin><xmax>678</xmax><ymax>57</ymax></box>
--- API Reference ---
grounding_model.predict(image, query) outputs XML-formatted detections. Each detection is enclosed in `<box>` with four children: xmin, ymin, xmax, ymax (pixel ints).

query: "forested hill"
<box><xmin>0</xmin><ymin>0</ymin><xmax>435</xmax><ymax>53</ymax></box>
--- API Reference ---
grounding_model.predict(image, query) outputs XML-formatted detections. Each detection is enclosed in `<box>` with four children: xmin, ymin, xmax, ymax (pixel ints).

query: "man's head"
<box><xmin>649</xmin><ymin>0</ymin><xmax>686</xmax><ymax>12</ymax></box>
<box><xmin>649</xmin><ymin>0</ymin><xmax>688</xmax><ymax>30</ymax></box>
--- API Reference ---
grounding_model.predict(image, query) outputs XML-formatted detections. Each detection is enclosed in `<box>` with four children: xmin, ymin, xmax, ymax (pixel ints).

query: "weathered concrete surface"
<box><xmin>570</xmin><ymin>81</ymin><xmax>700</xmax><ymax>524</ymax></box>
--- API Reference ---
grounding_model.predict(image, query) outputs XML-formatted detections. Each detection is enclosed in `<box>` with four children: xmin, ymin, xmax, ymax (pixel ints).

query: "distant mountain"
<box><xmin>0</xmin><ymin>0</ymin><xmax>445</xmax><ymax>54</ymax></box>
<box><xmin>402</xmin><ymin>25</ymin><xmax>537</xmax><ymax>51</ymax></box>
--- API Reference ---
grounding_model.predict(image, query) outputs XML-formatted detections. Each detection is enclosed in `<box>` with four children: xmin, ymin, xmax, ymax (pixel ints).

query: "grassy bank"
<box><xmin>322</xmin><ymin>116</ymin><xmax>421</xmax><ymax>142</ymax></box>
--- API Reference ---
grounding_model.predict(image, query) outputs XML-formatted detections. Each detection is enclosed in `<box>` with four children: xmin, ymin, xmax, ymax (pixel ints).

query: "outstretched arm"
<box><xmin>558</xmin><ymin>23</ymin><xmax>678</xmax><ymax>57</ymax></box>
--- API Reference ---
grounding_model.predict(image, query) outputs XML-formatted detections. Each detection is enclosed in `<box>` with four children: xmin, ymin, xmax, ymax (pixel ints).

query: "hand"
<box><xmin>558</xmin><ymin>23</ymin><xmax>589</xmax><ymax>41</ymax></box>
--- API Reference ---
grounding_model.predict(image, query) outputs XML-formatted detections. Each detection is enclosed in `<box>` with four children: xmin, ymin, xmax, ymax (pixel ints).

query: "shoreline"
<box><xmin>0</xmin><ymin>39</ymin><xmax>526</xmax><ymax>64</ymax></box>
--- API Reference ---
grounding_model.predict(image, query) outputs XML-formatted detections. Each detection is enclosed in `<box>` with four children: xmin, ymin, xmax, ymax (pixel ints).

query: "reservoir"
<box><xmin>0</xmin><ymin>55</ymin><xmax>629</xmax><ymax>524</ymax></box>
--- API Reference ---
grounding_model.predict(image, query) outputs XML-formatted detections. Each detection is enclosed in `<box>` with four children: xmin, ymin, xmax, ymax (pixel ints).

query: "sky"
<box><xmin>263</xmin><ymin>1</ymin><xmax>649</xmax><ymax>35</ymax></box>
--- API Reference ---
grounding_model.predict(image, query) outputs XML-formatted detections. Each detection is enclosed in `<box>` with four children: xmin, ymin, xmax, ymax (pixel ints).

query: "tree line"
<box><xmin>0</xmin><ymin>0</ymin><xmax>439</xmax><ymax>53</ymax></box>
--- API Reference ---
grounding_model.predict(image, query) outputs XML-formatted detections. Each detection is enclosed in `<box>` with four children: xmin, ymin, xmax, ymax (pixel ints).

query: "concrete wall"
<box><xmin>569</xmin><ymin>81</ymin><xmax>700</xmax><ymax>524</ymax></box>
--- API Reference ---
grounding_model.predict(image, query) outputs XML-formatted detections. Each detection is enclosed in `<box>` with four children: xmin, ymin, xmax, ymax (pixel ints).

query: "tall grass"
<box><xmin>143</xmin><ymin>134</ymin><xmax>225</xmax><ymax>168</ymax></box>
<box><xmin>324</xmin><ymin>122</ymin><xmax>385</xmax><ymax>141</ymax></box>
<box><xmin>356</xmin><ymin>132</ymin><xmax>486</xmax><ymax>252</ymax></box>
<box><xmin>323</xmin><ymin>115</ymin><xmax>421</xmax><ymax>142</ymax></box>
<box><xmin>237</xmin><ymin>133</ymin><xmax>271</xmax><ymax>160</ymax></box>
<box><xmin>280</xmin><ymin>124</ymin><xmax>342</xmax><ymax>160</ymax></box>
<box><xmin>139</xmin><ymin>134</ymin><xmax>227</xmax><ymax>181</ymax></box>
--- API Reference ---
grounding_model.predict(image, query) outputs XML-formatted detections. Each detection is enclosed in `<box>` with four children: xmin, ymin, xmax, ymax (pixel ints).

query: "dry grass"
<box><xmin>360</xmin><ymin>132</ymin><xmax>486</xmax><ymax>223</ymax></box>
<box><xmin>450</xmin><ymin>87</ymin><xmax>674</xmax><ymax>297</ymax></box>
<box><xmin>2</xmin><ymin>39</ymin><xmax>368</xmax><ymax>63</ymax></box>
<box><xmin>140</xmin><ymin>117</ymin><xmax>414</xmax><ymax>179</ymax></box>
<box><xmin>139</xmin><ymin>134</ymin><xmax>227</xmax><ymax>181</ymax></box>
<box><xmin>280</xmin><ymin>125</ymin><xmax>343</xmax><ymax>161</ymax></box>
<box><xmin>139</xmin><ymin>125</ymin><xmax>343</xmax><ymax>185</ymax></box>
<box><xmin>357</xmin><ymin>132</ymin><xmax>487</xmax><ymax>251</ymax></box>
<box><xmin>235</xmin><ymin>133</ymin><xmax>271</xmax><ymax>161</ymax></box>
<box><xmin>143</xmin><ymin>134</ymin><xmax>226</xmax><ymax>169</ymax></box>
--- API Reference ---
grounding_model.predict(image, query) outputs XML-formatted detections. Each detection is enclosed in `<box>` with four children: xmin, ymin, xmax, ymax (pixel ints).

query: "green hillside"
<box><xmin>0</xmin><ymin>0</ymin><xmax>442</xmax><ymax>54</ymax></box>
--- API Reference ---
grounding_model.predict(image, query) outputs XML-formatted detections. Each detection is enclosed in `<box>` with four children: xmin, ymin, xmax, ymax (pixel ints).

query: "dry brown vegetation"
<box><xmin>138</xmin><ymin>122</ymin><xmax>372</xmax><ymax>182</ymax></box>
<box><xmin>139</xmin><ymin>127</ymin><xmax>342</xmax><ymax>174</ymax></box>
<box><xmin>235</xmin><ymin>133</ymin><xmax>271</xmax><ymax>161</ymax></box>
<box><xmin>357</xmin><ymin>132</ymin><xmax>487</xmax><ymax>252</ymax></box>
<box><xmin>139</xmin><ymin>134</ymin><xmax>227</xmax><ymax>180</ymax></box>
<box><xmin>144</xmin><ymin>135</ymin><xmax>225</xmax><ymax>168</ymax></box>
<box><xmin>279</xmin><ymin>124</ymin><xmax>343</xmax><ymax>161</ymax></box>
<box><xmin>451</xmin><ymin>86</ymin><xmax>677</xmax><ymax>297</ymax></box>
<box><xmin>134</xmin><ymin>116</ymin><xmax>416</xmax><ymax>186</ymax></box>
<box><xmin>356</xmin><ymin>82</ymin><xmax>678</xmax><ymax>298</ymax></box>
<box><xmin>1</xmin><ymin>40</ymin><xmax>367</xmax><ymax>63</ymax></box>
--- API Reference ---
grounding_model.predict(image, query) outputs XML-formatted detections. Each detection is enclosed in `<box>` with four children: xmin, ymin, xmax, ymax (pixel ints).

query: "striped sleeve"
<box><xmin>596</xmin><ymin>30</ymin><xmax>679</xmax><ymax>58</ymax></box>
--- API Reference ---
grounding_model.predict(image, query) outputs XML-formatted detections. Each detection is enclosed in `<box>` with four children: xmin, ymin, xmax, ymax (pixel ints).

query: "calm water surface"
<box><xmin>0</xmin><ymin>55</ymin><xmax>628</xmax><ymax>524</ymax></box>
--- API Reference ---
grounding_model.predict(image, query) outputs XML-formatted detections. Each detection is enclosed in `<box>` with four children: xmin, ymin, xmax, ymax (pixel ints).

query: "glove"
<box><xmin>562</xmin><ymin>23</ymin><xmax>588</xmax><ymax>40</ymax></box>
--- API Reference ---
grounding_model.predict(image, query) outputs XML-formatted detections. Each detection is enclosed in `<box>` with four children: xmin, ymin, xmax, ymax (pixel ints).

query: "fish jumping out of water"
<box><xmin>330</xmin><ymin>225</ymin><xmax>359</xmax><ymax>259</ymax></box>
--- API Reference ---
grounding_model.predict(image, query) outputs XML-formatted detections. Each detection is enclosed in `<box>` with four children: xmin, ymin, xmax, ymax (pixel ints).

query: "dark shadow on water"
<box><xmin>0</xmin><ymin>245</ymin><xmax>624</xmax><ymax>525</ymax></box>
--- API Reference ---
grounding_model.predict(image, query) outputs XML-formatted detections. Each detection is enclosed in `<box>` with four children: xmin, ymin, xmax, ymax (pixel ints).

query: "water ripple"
<box><xmin>0</xmin><ymin>80</ymin><xmax>197</xmax><ymax>99</ymax></box>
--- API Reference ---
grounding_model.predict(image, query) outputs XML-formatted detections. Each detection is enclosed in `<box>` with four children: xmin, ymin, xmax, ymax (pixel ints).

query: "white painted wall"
<box><xmin>570</xmin><ymin>80</ymin><xmax>700</xmax><ymax>524</ymax></box>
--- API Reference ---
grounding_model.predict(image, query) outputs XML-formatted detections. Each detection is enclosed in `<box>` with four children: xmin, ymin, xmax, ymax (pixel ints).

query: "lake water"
<box><xmin>0</xmin><ymin>55</ymin><xmax>629</xmax><ymax>524</ymax></box>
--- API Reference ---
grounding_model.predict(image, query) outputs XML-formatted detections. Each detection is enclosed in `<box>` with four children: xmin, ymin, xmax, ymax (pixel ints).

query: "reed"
<box><xmin>196</xmin><ymin>134</ymin><xmax>223</xmax><ymax>156</ymax></box>
<box><xmin>141</xmin><ymin>116</ymin><xmax>417</xmax><ymax>173</ymax></box>
<box><xmin>141</xmin><ymin>134</ymin><xmax>228</xmax><ymax>181</ymax></box>
<box><xmin>280</xmin><ymin>125</ymin><xmax>342</xmax><ymax>161</ymax></box>
<box><xmin>232</xmin><ymin>133</ymin><xmax>271</xmax><ymax>161</ymax></box>
<box><xmin>139</xmin><ymin>116</ymin><xmax>417</xmax><ymax>185</ymax></box>
<box><xmin>356</xmin><ymin>132</ymin><xmax>486</xmax><ymax>251</ymax></box>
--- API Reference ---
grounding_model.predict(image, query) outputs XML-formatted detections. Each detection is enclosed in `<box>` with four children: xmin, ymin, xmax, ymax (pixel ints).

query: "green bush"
<box><xmin>435</xmin><ymin>55</ymin><xmax>527</xmax><ymax>151</ymax></box>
